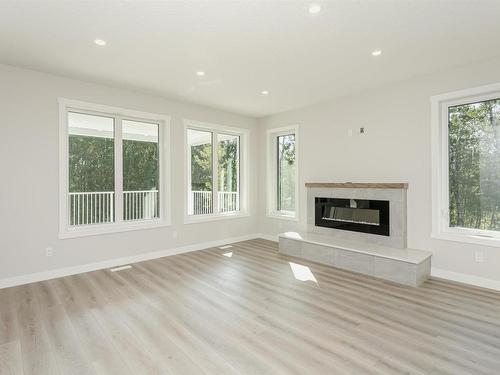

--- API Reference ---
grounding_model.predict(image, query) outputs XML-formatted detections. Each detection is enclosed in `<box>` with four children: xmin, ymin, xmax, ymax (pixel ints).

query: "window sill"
<box><xmin>266</xmin><ymin>211</ymin><xmax>298</xmax><ymax>222</ymax></box>
<box><xmin>59</xmin><ymin>219</ymin><xmax>171</xmax><ymax>239</ymax></box>
<box><xmin>184</xmin><ymin>211</ymin><xmax>249</xmax><ymax>224</ymax></box>
<box><xmin>431</xmin><ymin>230</ymin><xmax>500</xmax><ymax>248</ymax></box>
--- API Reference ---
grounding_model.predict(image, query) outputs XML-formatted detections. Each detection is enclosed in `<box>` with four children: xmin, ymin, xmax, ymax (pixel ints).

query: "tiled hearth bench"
<box><xmin>279</xmin><ymin>231</ymin><xmax>432</xmax><ymax>287</ymax></box>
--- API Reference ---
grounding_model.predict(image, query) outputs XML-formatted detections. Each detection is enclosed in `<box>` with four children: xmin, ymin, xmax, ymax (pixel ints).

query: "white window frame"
<box><xmin>58</xmin><ymin>98</ymin><xmax>171</xmax><ymax>239</ymax></box>
<box><xmin>431</xmin><ymin>82</ymin><xmax>500</xmax><ymax>247</ymax></box>
<box><xmin>266</xmin><ymin>125</ymin><xmax>299</xmax><ymax>221</ymax></box>
<box><xmin>183</xmin><ymin>119</ymin><xmax>249</xmax><ymax>224</ymax></box>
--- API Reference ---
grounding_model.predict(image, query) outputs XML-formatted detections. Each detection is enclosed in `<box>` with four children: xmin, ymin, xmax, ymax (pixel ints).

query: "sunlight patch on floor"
<box><xmin>289</xmin><ymin>262</ymin><xmax>317</xmax><ymax>283</ymax></box>
<box><xmin>222</xmin><ymin>252</ymin><xmax>233</xmax><ymax>257</ymax></box>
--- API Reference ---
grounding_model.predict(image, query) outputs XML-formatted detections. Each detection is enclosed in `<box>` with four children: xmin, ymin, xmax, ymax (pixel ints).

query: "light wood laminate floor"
<box><xmin>1</xmin><ymin>239</ymin><xmax>500</xmax><ymax>375</ymax></box>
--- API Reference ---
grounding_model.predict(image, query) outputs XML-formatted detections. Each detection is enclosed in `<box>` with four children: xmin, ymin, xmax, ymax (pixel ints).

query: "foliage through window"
<box><xmin>187</xmin><ymin>129</ymin><xmax>213</xmax><ymax>215</ymax></box>
<box><xmin>66</xmin><ymin>110</ymin><xmax>162</xmax><ymax>228</ymax></box>
<box><xmin>267</xmin><ymin>127</ymin><xmax>298</xmax><ymax>219</ymax></box>
<box><xmin>122</xmin><ymin>120</ymin><xmax>160</xmax><ymax>221</ymax></box>
<box><xmin>448</xmin><ymin>98</ymin><xmax>500</xmax><ymax>232</ymax></box>
<box><xmin>187</xmin><ymin>126</ymin><xmax>241</xmax><ymax>217</ymax></box>
<box><xmin>277</xmin><ymin>134</ymin><xmax>296</xmax><ymax>213</ymax></box>
<box><xmin>218</xmin><ymin>134</ymin><xmax>240</xmax><ymax>212</ymax></box>
<box><xmin>68</xmin><ymin>112</ymin><xmax>115</xmax><ymax>225</ymax></box>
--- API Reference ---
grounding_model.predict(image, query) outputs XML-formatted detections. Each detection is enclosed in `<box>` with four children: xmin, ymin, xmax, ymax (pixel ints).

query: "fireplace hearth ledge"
<box><xmin>279</xmin><ymin>231</ymin><xmax>431</xmax><ymax>287</ymax></box>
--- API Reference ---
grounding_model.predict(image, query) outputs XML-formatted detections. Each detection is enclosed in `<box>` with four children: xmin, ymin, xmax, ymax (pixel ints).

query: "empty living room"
<box><xmin>2</xmin><ymin>1</ymin><xmax>500</xmax><ymax>374</ymax></box>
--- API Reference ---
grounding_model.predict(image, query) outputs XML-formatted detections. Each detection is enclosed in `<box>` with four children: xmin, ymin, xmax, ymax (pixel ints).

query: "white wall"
<box><xmin>3</xmin><ymin>56</ymin><xmax>500</xmax><ymax>289</ymax></box>
<box><xmin>0</xmin><ymin>64</ymin><xmax>259</xmax><ymax>281</ymax></box>
<box><xmin>258</xmin><ymin>56</ymin><xmax>500</xmax><ymax>286</ymax></box>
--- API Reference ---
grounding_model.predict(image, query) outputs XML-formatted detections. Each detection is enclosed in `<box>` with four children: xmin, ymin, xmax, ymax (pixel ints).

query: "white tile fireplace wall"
<box><xmin>307</xmin><ymin>186</ymin><xmax>407</xmax><ymax>249</ymax></box>
<box><xmin>257</xmin><ymin>55</ymin><xmax>500</xmax><ymax>288</ymax></box>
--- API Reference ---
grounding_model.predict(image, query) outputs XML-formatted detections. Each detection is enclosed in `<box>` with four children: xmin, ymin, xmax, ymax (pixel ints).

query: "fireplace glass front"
<box><xmin>315</xmin><ymin>197</ymin><xmax>389</xmax><ymax>236</ymax></box>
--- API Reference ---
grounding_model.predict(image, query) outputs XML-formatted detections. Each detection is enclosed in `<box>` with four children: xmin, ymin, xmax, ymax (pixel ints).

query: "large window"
<box><xmin>267</xmin><ymin>126</ymin><xmax>298</xmax><ymax>220</ymax></box>
<box><xmin>432</xmin><ymin>84</ymin><xmax>500</xmax><ymax>246</ymax></box>
<box><xmin>185</xmin><ymin>121</ymin><xmax>247</xmax><ymax>222</ymax></box>
<box><xmin>60</xmin><ymin>99</ymin><xmax>170</xmax><ymax>238</ymax></box>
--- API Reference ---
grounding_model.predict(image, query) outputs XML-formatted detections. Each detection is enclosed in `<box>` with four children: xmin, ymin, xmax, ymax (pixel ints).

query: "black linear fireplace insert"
<box><xmin>315</xmin><ymin>197</ymin><xmax>389</xmax><ymax>236</ymax></box>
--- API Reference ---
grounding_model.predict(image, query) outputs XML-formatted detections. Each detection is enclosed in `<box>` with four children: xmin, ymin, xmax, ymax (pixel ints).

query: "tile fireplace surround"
<box><xmin>306</xmin><ymin>182</ymin><xmax>408</xmax><ymax>249</ymax></box>
<box><xmin>279</xmin><ymin>183</ymin><xmax>432</xmax><ymax>287</ymax></box>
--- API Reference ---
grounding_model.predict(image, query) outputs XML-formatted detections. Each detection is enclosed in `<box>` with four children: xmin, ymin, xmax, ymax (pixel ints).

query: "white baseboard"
<box><xmin>256</xmin><ymin>233</ymin><xmax>278</xmax><ymax>242</ymax></box>
<box><xmin>431</xmin><ymin>268</ymin><xmax>500</xmax><ymax>291</ymax></box>
<box><xmin>4</xmin><ymin>235</ymin><xmax>498</xmax><ymax>292</ymax></box>
<box><xmin>0</xmin><ymin>234</ymin><xmax>260</xmax><ymax>289</ymax></box>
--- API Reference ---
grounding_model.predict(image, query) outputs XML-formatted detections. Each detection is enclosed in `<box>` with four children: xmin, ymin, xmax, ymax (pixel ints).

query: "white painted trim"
<box><xmin>431</xmin><ymin>268</ymin><xmax>500</xmax><ymax>292</ymax></box>
<box><xmin>266</xmin><ymin>212</ymin><xmax>299</xmax><ymax>222</ymax></box>
<box><xmin>183</xmin><ymin>120</ymin><xmax>250</xmax><ymax>223</ymax></box>
<box><xmin>110</xmin><ymin>265</ymin><xmax>132</xmax><ymax>272</ymax></box>
<box><xmin>58</xmin><ymin>98</ymin><xmax>171</xmax><ymax>122</ymax></box>
<box><xmin>256</xmin><ymin>233</ymin><xmax>279</xmax><ymax>242</ymax></box>
<box><xmin>114</xmin><ymin>116</ymin><xmax>124</xmax><ymax>223</ymax></box>
<box><xmin>184</xmin><ymin>119</ymin><xmax>247</xmax><ymax>135</ymax></box>
<box><xmin>431</xmin><ymin>230</ymin><xmax>500</xmax><ymax>248</ymax></box>
<box><xmin>58</xmin><ymin>99</ymin><xmax>69</xmax><ymax>237</ymax></box>
<box><xmin>0</xmin><ymin>234</ymin><xmax>260</xmax><ymax>289</ymax></box>
<box><xmin>58</xmin><ymin>98</ymin><xmax>171</xmax><ymax>239</ymax></box>
<box><xmin>266</xmin><ymin>124</ymin><xmax>299</xmax><ymax>220</ymax></box>
<box><xmin>4</xmin><ymin>234</ymin><xmax>498</xmax><ymax>292</ymax></box>
<box><xmin>430</xmin><ymin>84</ymin><xmax>500</xmax><ymax>247</ymax></box>
<box><xmin>184</xmin><ymin>212</ymin><xmax>250</xmax><ymax>224</ymax></box>
<box><xmin>59</xmin><ymin>220</ymin><xmax>172</xmax><ymax>239</ymax></box>
<box><xmin>430</xmin><ymin>82</ymin><xmax>500</xmax><ymax>103</ymax></box>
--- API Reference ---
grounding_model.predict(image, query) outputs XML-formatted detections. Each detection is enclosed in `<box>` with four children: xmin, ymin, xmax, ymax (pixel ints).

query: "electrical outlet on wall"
<box><xmin>347</xmin><ymin>129</ymin><xmax>353</xmax><ymax>137</ymax></box>
<box><xmin>45</xmin><ymin>247</ymin><xmax>53</xmax><ymax>257</ymax></box>
<box><xmin>474</xmin><ymin>251</ymin><xmax>484</xmax><ymax>263</ymax></box>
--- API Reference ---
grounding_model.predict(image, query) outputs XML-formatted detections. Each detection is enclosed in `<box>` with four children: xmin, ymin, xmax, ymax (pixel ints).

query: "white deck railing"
<box><xmin>69</xmin><ymin>190</ymin><xmax>159</xmax><ymax>226</ymax></box>
<box><xmin>69</xmin><ymin>191</ymin><xmax>114</xmax><ymax>226</ymax></box>
<box><xmin>123</xmin><ymin>190</ymin><xmax>159</xmax><ymax>221</ymax></box>
<box><xmin>69</xmin><ymin>190</ymin><xmax>239</xmax><ymax>225</ymax></box>
<box><xmin>217</xmin><ymin>191</ymin><xmax>239</xmax><ymax>212</ymax></box>
<box><xmin>188</xmin><ymin>191</ymin><xmax>239</xmax><ymax>216</ymax></box>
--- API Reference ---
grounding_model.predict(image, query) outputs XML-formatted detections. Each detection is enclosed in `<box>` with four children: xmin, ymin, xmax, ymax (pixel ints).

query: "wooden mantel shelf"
<box><xmin>305</xmin><ymin>182</ymin><xmax>408</xmax><ymax>189</ymax></box>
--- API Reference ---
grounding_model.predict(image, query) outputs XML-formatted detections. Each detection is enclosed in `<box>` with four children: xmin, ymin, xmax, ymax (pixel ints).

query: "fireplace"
<box><xmin>315</xmin><ymin>197</ymin><xmax>390</xmax><ymax>236</ymax></box>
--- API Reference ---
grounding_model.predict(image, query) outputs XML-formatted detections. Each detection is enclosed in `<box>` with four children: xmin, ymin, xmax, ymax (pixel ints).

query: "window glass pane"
<box><xmin>68</xmin><ymin>112</ymin><xmax>114</xmax><ymax>226</ymax></box>
<box><xmin>122</xmin><ymin>120</ymin><xmax>160</xmax><ymax>221</ymax></box>
<box><xmin>277</xmin><ymin>134</ymin><xmax>296</xmax><ymax>214</ymax></box>
<box><xmin>218</xmin><ymin>133</ymin><xmax>240</xmax><ymax>212</ymax></box>
<box><xmin>448</xmin><ymin>98</ymin><xmax>500</xmax><ymax>231</ymax></box>
<box><xmin>187</xmin><ymin>129</ymin><xmax>213</xmax><ymax>215</ymax></box>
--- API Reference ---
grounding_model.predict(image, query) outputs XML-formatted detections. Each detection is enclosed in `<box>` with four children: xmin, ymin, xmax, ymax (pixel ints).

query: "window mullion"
<box><xmin>237</xmin><ymin>136</ymin><xmax>241</xmax><ymax>211</ymax></box>
<box><xmin>158</xmin><ymin>122</ymin><xmax>164</xmax><ymax>220</ymax></box>
<box><xmin>212</xmin><ymin>131</ymin><xmax>219</xmax><ymax>214</ymax></box>
<box><xmin>115</xmin><ymin>116</ymin><xmax>123</xmax><ymax>223</ymax></box>
<box><xmin>62</xmin><ymin>107</ymin><xmax>70</xmax><ymax>229</ymax></box>
<box><xmin>276</xmin><ymin>136</ymin><xmax>281</xmax><ymax>212</ymax></box>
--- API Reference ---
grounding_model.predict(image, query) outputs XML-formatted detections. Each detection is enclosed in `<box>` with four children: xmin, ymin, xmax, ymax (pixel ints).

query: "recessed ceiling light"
<box><xmin>308</xmin><ymin>4</ymin><xmax>322</xmax><ymax>14</ymax></box>
<box><xmin>372</xmin><ymin>50</ymin><xmax>382</xmax><ymax>56</ymax></box>
<box><xmin>94</xmin><ymin>39</ymin><xmax>107</xmax><ymax>46</ymax></box>
<box><xmin>196</xmin><ymin>71</ymin><xmax>206</xmax><ymax>76</ymax></box>
<box><xmin>261</xmin><ymin>90</ymin><xmax>269</xmax><ymax>95</ymax></box>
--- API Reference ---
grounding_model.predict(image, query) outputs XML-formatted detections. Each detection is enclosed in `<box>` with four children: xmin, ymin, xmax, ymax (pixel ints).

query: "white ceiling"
<box><xmin>1</xmin><ymin>0</ymin><xmax>500</xmax><ymax>117</ymax></box>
